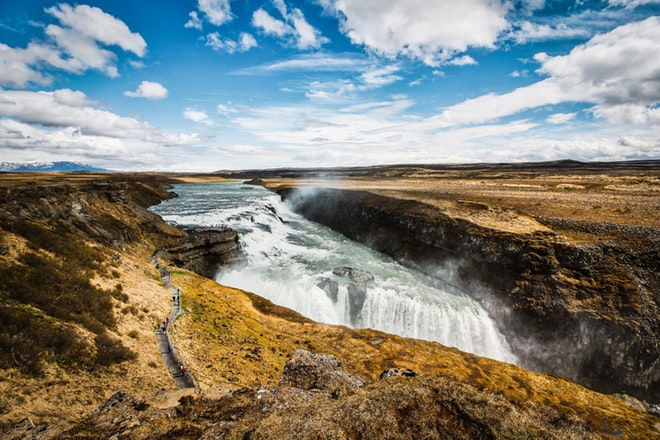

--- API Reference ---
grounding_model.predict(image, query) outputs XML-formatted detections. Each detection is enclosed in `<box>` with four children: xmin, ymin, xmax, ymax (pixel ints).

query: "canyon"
<box><xmin>0</xmin><ymin>163</ymin><xmax>658</xmax><ymax>438</ymax></box>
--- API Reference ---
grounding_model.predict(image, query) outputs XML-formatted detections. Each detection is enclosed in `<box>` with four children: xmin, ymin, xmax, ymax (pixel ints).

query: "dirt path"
<box><xmin>153</xmin><ymin>259</ymin><xmax>195</xmax><ymax>389</ymax></box>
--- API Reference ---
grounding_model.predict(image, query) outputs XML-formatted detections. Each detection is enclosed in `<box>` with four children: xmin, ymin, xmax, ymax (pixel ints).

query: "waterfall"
<box><xmin>150</xmin><ymin>181</ymin><xmax>517</xmax><ymax>364</ymax></box>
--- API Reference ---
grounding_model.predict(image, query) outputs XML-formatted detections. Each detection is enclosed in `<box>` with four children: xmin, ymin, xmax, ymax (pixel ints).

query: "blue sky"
<box><xmin>0</xmin><ymin>0</ymin><xmax>659</xmax><ymax>171</ymax></box>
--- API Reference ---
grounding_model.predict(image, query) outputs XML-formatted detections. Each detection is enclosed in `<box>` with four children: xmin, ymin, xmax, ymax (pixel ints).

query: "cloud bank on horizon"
<box><xmin>0</xmin><ymin>0</ymin><xmax>658</xmax><ymax>171</ymax></box>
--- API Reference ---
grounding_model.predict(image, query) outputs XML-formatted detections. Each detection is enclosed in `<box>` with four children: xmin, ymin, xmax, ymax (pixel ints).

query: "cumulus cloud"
<box><xmin>320</xmin><ymin>0</ymin><xmax>510</xmax><ymax>66</ymax></box>
<box><xmin>536</xmin><ymin>17</ymin><xmax>660</xmax><ymax>107</ymax></box>
<box><xmin>252</xmin><ymin>2</ymin><xmax>327</xmax><ymax>50</ymax></box>
<box><xmin>0</xmin><ymin>87</ymin><xmax>201</xmax><ymax>169</ymax></box>
<box><xmin>428</xmin><ymin>17</ymin><xmax>660</xmax><ymax>127</ymax></box>
<box><xmin>183</xmin><ymin>108</ymin><xmax>212</xmax><ymax>125</ymax></box>
<box><xmin>190</xmin><ymin>0</ymin><xmax>233</xmax><ymax>27</ymax></box>
<box><xmin>45</xmin><ymin>4</ymin><xmax>146</xmax><ymax>56</ymax></box>
<box><xmin>124</xmin><ymin>81</ymin><xmax>169</xmax><ymax>100</ymax></box>
<box><xmin>0</xmin><ymin>43</ymin><xmax>52</xmax><ymax>87</ymax></box>
<box><xmin>0</xmin><ymin>88</ymin><xmax>153</xmax><ymax>137</ymax></box>
<box><xmin>0</xmin><ymin>4</ymin><xmax>146</xmax><ymax>87</ymax></box>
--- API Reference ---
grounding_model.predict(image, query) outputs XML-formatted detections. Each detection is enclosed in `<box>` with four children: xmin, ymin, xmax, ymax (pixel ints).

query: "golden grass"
<box><xmin>168</xmin><ymin>269</ymin><xmax>659</xmax><ymax>439</ymax></box>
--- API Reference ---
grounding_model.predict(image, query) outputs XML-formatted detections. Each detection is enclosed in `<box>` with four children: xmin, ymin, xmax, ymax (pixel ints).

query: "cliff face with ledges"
<box><xmin>277</xmin><ymin>187</ymin><xmax>660</xmax><ymax>401</ymax></box>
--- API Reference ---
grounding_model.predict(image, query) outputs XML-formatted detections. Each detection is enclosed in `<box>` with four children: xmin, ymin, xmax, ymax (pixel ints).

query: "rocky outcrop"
<box><xmin>279</xmin><ymin>349</ymin><xmax>367</xmax><ymax>397</ymax></box>
<box><xmin>34</xmin><ymin>350</ymin><xmax>608</xmax><ymax>439</ymax></box>
<box><xmin>160</xmin><ymin>226</ymin><xmax>243</xmax><ymax>278</ymax></box>
<box><xmin>277</xmin><ymin>187</ymin><xmax>660</xmax><ymax>401</ymax></box>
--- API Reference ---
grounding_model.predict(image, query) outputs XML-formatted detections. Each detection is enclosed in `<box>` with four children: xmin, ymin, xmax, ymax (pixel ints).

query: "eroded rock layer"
<box><xmin>277</xmin><ymin>186</ymin><xmax>660</xmax><ymax>401</ymax></box>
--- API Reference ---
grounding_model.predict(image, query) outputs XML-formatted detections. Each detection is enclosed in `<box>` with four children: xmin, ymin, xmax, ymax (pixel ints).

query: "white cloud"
<box><xmin>608</xmin><ymin>0</ymin><xmax>660</xmax><ymax>8</ymax></box>
<box><xmin>448</xmin><ymin>55</ymin><xmax>478</xmax><ymax>66</ymax></box>
<box><xmin>359</xmin><ymin>65</ymin><xmax>402</xmax><ymax>88</ymax></box>
<box><xmin>252</xmin><ymin>3</ymin><xmax>327</xmax><ymax>50</ymax></box>
<box><xmin>0</xmin><ymin>43</ymin><xmax>52</xmax><ymax>87</ymax></box>
<box><xmin>321</xmin><ymin>0</ymin><xmax>510</xmax><ymax>66</ymax></box>
<box><xmin>0</xmin><ymin>88</ymin><xmax>200</xmax><ymax>170</ymax></box>
<box><xmin>240</xmin><ymin>53</ymin><xmax>369</xmax><ymax>74</ymax></box>
<box><xmin>0</xmin><ymin>88</ymin><xmax>154</xmax><ymax>137</ymax></box>
<box><xmin>206</xmin><ymin>32</ymin><xmax>257</xmax><ymax>53</ymax></box>
<box><xmin>45</xmin><ymin>25</ymin><xmax>119</xmax><ymax>76</ymax></box>
<box><xmin>124</xmin><ymin>81</ymin><xmax>169</xmax><ymax>100</ymax></box>
<box><xmin>45</xmin><ymin>4</ymin><xmax>146</xmax><ymax>56</ymax></box>
<box><xmin>197</xmin><ymin>0</ymin><xmax>233</xmax><ymax>26</ymax></box>
<box><xmin>0</xmin><ymin>4</ymin><xmax>146</xmax><ymax>87</ymax></box>
<box><xmin>185</xmin><ymin>0</ymin><xmax>233</xmax><ymax>29</ymax></box>
<box><xmin>252</xmin><ymin>8</ymin><xmax>288</xmax><ymax>37</ymax></box>
<box><xmin>536</xmin><ymin>17</ymin><xmax>660</xmax><ymax>108</ymax></box>
<box><xmin>547</xmin><ymin>112</ymin><xmax>578</xmax><ymax>124</ymax></box>
<box><xmin>185</xmin><ymin>11</ymin><xmax>203</xmax><ymax>30</ymax></box>
<box><xmin>183</xmin><ymin>108</ymin><xmax>212</xmax><ymax>125</ymax></box>
<box><xmin>510</xmin><ymin>21</ymin><xmax>591</xmax><ymax>44</ymax></box>
<box><xmin>239</xmin><ymin>33</ymin><xmax>258</xmax><ymax>51</ymax></box>
<box><xmin>427</xmin><ymin>17</ymin><xmax>660</xmax><ymax>127</ymax></box>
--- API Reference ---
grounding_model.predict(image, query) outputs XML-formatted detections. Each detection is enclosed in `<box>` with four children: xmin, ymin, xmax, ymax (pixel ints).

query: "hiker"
<box><xmin>167</xmin><ymin>344</ymin><xmax>172</xmax><ymax>352</ymax></box>
<box><xmin>180</xmin><ymin>365</ymin><xmax>186</xmax><ymax>374</ymax></box>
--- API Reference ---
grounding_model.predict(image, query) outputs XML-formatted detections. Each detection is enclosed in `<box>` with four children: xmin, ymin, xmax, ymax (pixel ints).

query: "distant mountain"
<box><xmin>0</xmin><ymin>161</ymin><xmax>108</xmax><ymax>172</ymax></box>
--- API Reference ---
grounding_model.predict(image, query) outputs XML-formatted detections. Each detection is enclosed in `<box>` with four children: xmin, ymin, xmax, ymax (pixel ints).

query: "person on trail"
<box><xmin>180</xmin><ymin>365</ymin><xmax>186</xmax><ymax>375</ymax></box>
<box><xmin>167</xmin><ymin>344</ymin><xmax>172</xmax><ymax>352</ymax></box>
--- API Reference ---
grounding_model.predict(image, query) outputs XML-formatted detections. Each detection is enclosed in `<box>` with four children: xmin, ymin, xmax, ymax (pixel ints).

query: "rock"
<box><xmin>74</xmin><ymin>391</ymin><xmax>143</xmax><ymax>434</ymax></box>
<box><xmin>332</xmin><ymin>266</ymin><xmax>375</xmax><ymax>284</ymax></box>
<box><xmin>379</xmin><ymin>367</ymin><xmax>421</xmax><ymax>380</ymax></box>
<box><xmin>0</xmin><ymin>245</ymin><xmax>8</xmax><ymax>255</ymax></box>
<box><xmin>347</xmin><ymin>282</ymin><xmax>367</xmax><ymax>324</ymax></box>
<box><xmin>317</xmin><ymin>277</ymin><xmax>339</xmax><ymax>302</ymax></box>
<box><xmin>163</xmin><ymin>227</ymin><xmax>244</xmax><ymax>278</ymax></box>
<box><xmin>331</xmin><ymin>267</ymin><xmax>374</xmax><ymax>324</ymax></box>
<box><xmin>648</xmin><ymin>404</ymin><xmax>660</xmax><ymax>417</ymax></box>
<box><xmin>279</xmin><ymin>349</ymin><xmax>367</xmax><ymax>397</ymax></box>
<box><xmin>612</xmin><ymin>393</ymin><xmax>647</xmax><ymax>412</ymax></box>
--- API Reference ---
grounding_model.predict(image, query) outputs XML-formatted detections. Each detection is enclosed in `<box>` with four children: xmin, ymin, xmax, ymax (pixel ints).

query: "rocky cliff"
<box><xmin>276</xmin><ymin>187</ymin><xmax>660</xmax><ymax>401</ymax></box>
<box><xmin>160</xmin><ymin>226</ymin><xmax>244</xmax><ymax>279</ymax></box>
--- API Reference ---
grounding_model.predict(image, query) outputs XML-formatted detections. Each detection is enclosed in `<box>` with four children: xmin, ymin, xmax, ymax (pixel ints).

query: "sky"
<box><xmin>0</xmin><ymin>0</ymin><xmax>659</xmax><ymax>171</ymax></box>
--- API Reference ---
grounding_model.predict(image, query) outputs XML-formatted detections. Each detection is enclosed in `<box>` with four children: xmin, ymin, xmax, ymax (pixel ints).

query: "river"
<box><xmin>150</xmin><ymin>181</ymin><xmax>516</xmax><ymax>363</ymax></box>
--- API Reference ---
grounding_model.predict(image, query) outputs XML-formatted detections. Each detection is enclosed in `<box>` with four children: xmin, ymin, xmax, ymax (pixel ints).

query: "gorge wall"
<box><xmin>276</xmin><ymin>187</ymin><xmax>660</xmax><ymax>401</ymax></box>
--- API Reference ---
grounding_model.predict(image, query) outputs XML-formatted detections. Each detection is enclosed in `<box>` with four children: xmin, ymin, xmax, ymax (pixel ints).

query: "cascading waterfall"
<box><xmin>150</xmin><ymin>181</ymin><xmax>517</xmax><ymax>363</ymax></box>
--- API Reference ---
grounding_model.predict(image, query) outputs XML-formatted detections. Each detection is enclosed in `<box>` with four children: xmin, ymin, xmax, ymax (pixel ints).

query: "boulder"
<box><xmin>279</xmin><ymin>349</ymin><xmax>367</xmax><ymax>398</ymax></box>
<box><xmin>332</xmin><ymin>266</ymin><xmax>375</xmax><ymax>284</ymax></box>
<box><xmin>379</xmin><ymin>367</ymin><xmax>421</xmax><ymax>380</ymax></box>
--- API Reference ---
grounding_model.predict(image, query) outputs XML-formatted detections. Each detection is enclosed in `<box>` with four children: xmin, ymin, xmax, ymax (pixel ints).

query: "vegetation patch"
<box><xmin>0</xmin><ymin>219</ymin><xmax>136</xmax><ymax>376</ymax></box>
<box><xmin>0</xmin><ymin>303</ymin><xmax>90</xmax><ymax>376</ymax></box>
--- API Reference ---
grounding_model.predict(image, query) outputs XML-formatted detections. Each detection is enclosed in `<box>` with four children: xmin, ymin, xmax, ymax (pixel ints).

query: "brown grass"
<box><xmin>167</xmin><ymin>269</ymin><xmax>658</xmax><ymax>439</ymax></box>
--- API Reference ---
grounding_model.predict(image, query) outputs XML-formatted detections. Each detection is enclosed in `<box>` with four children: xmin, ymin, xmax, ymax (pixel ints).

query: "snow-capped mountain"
<box><xmin>0</xmin><ymin>161</ymin><xmax>108</xmax><ymax>172</ymax></box>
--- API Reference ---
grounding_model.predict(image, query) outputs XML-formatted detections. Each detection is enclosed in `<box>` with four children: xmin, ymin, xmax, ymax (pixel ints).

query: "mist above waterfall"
<box><xmin>151</xmin><ymin>181</ymin><xmax>517</xmax><ymax>364</ymax></box>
